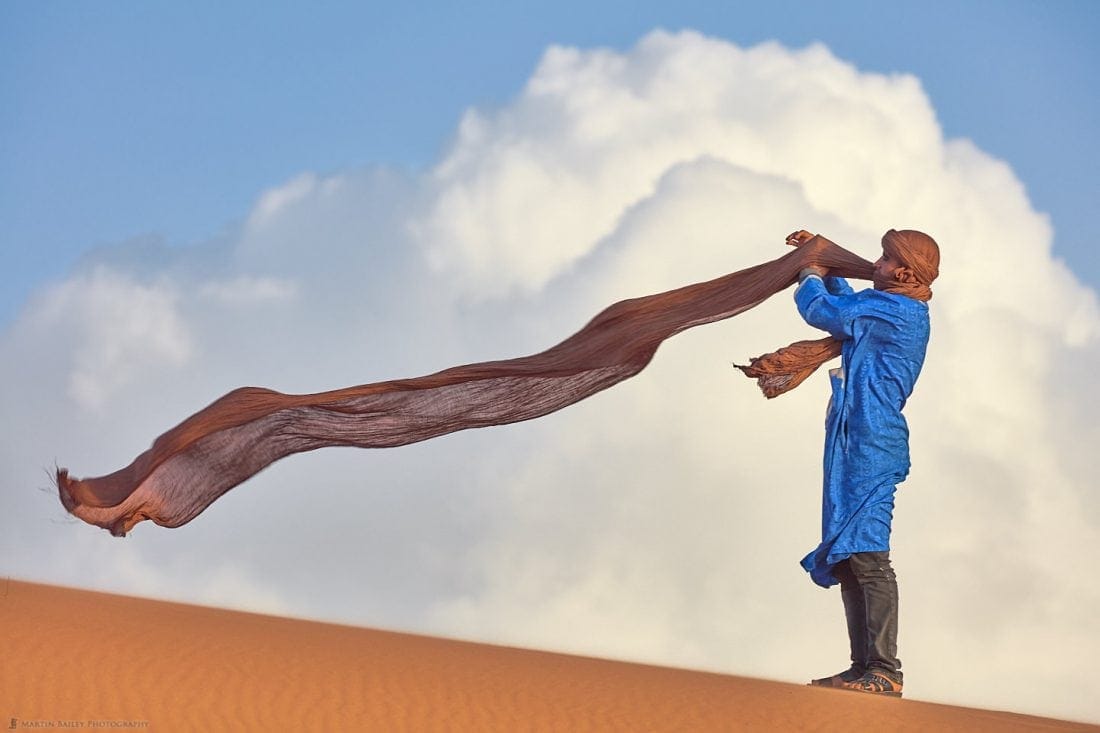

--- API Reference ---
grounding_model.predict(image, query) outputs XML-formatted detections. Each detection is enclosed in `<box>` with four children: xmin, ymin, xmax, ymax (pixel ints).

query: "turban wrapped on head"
<box><xmin>877</xmin><ymin>229</ymin><xmax>940</xmax><ymax>302</ymax></box>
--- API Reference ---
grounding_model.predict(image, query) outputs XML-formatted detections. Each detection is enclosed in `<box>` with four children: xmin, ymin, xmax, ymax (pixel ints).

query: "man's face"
<box><xmin>873</xmin><ymin>250</ymin><xmax>905</xmax><ymax>283</ymax></box>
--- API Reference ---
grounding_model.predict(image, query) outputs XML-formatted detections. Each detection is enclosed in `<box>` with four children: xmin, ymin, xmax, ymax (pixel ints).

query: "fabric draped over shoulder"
<box><xmin>58</xmin><ymin>236</ymin><xmax>873</xmax><ymax>537</ymax></box>
<box><xmin>738</xmin><ymin>229</ymin><xmax>939</xmax><ymax>397</ymax></box>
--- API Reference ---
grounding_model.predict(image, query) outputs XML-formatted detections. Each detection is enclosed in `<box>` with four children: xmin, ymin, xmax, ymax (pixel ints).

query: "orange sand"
<box><xmin>2</xmin><ymin>578</ymin><xmax>1094</xmax><ymax>732</ymax></box>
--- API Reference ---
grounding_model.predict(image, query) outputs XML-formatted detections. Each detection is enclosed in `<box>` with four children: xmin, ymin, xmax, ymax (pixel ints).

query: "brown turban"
<box><xmin>877</xmin><ymin>229</ymin><xmax>940</xmax><ymax>302</ymax></box>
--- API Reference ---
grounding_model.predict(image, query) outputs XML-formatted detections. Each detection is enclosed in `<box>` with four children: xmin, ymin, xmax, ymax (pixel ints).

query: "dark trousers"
<box><xmin>833</xmin><ymin>551</ymin><xmax>901</xmax><ymax>682</ymax></box>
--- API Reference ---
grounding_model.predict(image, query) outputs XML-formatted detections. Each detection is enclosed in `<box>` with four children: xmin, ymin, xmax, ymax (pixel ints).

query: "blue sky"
<box><xmin>2</xmin><ymin>1</ymin><xmax>1097</xmax><ymax>324</ymax></box>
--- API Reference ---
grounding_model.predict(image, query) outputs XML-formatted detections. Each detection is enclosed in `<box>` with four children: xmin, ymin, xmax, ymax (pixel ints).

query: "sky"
<box><xmin>3</xmin><ymin>1</ymin><xmax>1099</xmax><ymax>724</ymax></box>
<box><xmin>2</xmin><ymin>1</ymin><xmax>1098</xmax><ymax>322</ymax></box>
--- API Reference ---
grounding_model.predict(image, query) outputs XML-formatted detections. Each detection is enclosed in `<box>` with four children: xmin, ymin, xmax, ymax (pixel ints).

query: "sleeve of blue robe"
<box><xmin>823</xmin><ymin>275</ymin><xmax>855</xmax><ymax>297</ymax></box>
<box><xmin>793</xmin><ymin>275</ymin><xmax>931</xmax><ymax>587</ymax></box>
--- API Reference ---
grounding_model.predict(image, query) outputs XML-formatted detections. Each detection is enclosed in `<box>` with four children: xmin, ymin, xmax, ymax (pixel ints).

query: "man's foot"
<box><xmin>809</xmin><ymin>667</ymin><xmax>863</xmax><ymax>688</ymax></box>
<box><xmin>841</xmin><ymin>669</ymin><xmax>903</xmax><ymax>698</ymax></box>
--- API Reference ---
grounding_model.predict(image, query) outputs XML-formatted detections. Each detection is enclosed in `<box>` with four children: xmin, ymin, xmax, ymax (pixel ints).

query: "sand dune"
<box><xmin>2</xmin><ymin>578</ymin><xmax>1094</xmax><ymax>732</ymax></box>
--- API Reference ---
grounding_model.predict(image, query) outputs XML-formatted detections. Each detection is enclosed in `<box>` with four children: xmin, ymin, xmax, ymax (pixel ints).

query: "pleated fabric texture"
<box><xmin>58</xmin><ymin>236</ymin><xmax>872</xmax><ymax>536</ymax></box>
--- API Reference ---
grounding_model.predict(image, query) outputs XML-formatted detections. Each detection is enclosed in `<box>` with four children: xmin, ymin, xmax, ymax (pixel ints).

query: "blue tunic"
<box><xmin>794</xmin><ymin>276</ymin><xmax>930</xmax><ymax>588</ymax></box>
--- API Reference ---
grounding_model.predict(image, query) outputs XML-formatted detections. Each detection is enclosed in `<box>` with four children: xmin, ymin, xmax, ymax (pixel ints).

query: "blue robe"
<box><xmin>794</xmin><ymin>275</ymin><xmax>930</xmax><ymax>588</ymax></box>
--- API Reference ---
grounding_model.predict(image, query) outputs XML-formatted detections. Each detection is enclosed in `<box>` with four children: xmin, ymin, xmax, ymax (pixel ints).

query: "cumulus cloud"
<box><xmin>198</xmin><ymin>276</ymin><xmax>298</xmax><ymax>306</ymax></box>
<box><xmin>17</xmin><ymin>267</ymin><xmax>192</xmax><ymax>409</ymax></box>
<box><xmin>2</xmin><ymin>29</ymin><xmax>1097</xmax><ymax>723</ymax></box>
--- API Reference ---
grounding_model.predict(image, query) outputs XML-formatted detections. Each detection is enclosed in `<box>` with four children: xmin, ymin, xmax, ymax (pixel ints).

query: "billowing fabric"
<box><xmin>795</xmin><ymin>275</ymin><xmax>930</xmax><ymax>587</ymax></box>
<box><xmin>58</xmin><ymin>236</ymin><xmax>874</xmax><ymax>537</ymax></box>
<box><xmin>735</xmin><ymin>336</ymin><xmax>841</xmax><ymax>398</ymax></box>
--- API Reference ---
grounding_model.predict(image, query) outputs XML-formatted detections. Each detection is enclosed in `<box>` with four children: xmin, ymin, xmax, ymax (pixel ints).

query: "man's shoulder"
<box><xmin>846</xmin><ymin>289</ymin><xmax>930</xmax><ymax>332</ymax></box>
<box><xmin>855</xmin><ymin>288</ymin><xmax>928</xmax><ymax>310</ymax></box>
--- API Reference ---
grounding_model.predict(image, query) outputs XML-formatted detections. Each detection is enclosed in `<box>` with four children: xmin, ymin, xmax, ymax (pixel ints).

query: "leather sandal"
<box><xmin>841</xmin><ymin>669</ymin><xmax>903</xmax><ymax>698</ymax></box>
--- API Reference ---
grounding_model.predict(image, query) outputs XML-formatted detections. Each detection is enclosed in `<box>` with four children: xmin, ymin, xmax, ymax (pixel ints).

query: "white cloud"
<box><xmin>2</xmin><ymin>29</ymin><xmax>1098</xmax><ymax>724</ymax></box>
<box><xmin>19</xmin><ymin>267</ymin><xmax>192</xmax><ymax>410</ymax></box>
<box><xmin>414</xmin><ymin>30</ymin><xmax>1100</xmax><ymax>721</ymax></box>
<box><xmin>199</xmin><ymin>276</ymin><xmax>299</xmax><ymax>305</ymax></box>
<box><xmin>246</xmin><ymin>171</ymin><xmax>324</xmax><ymax>229</ymax></box>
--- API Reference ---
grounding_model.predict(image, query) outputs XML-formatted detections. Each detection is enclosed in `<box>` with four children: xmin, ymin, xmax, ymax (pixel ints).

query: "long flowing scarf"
<box><xmin>58</xmin><ymin>236</ymin><xmax>874</xmax><ymax>536</ymax></box>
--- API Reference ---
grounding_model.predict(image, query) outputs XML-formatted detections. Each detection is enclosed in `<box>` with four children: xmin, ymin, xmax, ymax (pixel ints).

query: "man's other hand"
<box><xmin>785</xmin><ymin>230</ymin><xmax>816</xmax><ymax>247</ymax></box>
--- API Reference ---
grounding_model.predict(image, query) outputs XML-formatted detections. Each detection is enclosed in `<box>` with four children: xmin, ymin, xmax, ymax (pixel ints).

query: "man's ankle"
<box><xmin>868</xmin><ymin>665</ymin><xmax>902</xmax><ymax>684</ymax></box>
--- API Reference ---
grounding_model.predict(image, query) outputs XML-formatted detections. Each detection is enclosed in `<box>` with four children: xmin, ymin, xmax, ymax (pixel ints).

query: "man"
<box><xmin>790</xmin><ymin>228</ymin><xmax>940</xmax><ymax>698</ymax></box>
